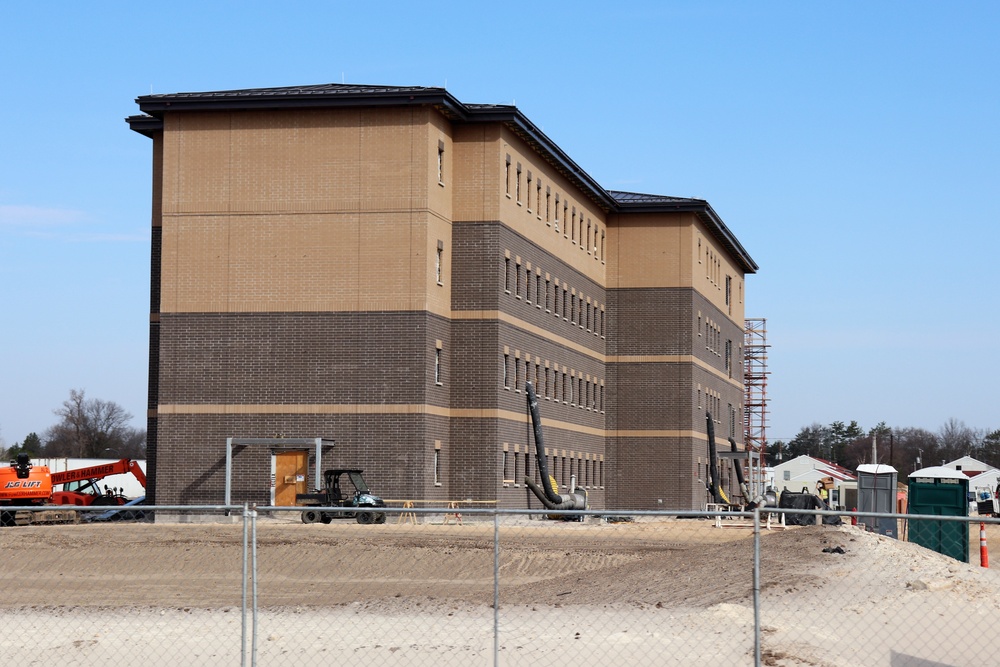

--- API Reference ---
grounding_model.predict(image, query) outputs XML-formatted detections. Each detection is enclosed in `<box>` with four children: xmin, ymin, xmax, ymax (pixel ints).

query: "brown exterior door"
<box><xmin>274</xmin><ymin>451</ymin><xmax>308</xmax><ymax>506</ymax></box>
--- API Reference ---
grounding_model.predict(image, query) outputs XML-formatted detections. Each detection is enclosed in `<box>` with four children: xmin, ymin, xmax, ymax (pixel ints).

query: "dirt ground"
<box><xmin>2</xmin><ymin>516</ymin><xmax>1000</xmax><ymax>666</ymax></box>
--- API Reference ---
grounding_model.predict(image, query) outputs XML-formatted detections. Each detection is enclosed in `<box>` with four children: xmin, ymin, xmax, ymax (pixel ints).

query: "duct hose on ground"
<box><xmin>523</xmin><ymin>381</ymin><xmax>587</xmax><ymax>511</ymax></box>
<box><xmin>706</xmin><ymin>412</ymin><xmax>727</xmax><ymax>504</ymax></box>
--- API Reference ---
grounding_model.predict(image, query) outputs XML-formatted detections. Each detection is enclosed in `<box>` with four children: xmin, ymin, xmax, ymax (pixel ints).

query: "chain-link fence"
<box><xmin>1</xmin><ymin>505</ymin><xmax>998</xmax><ymax>666</ymax></box>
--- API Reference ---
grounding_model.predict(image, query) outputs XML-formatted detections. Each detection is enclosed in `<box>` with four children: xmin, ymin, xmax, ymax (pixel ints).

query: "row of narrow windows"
<box><xmin>502</xmin><ymin>352</ymin><xmax>605</xmax><ymax>413</ymax></box>
<box><xmin>505</xmin><ymin>154</ymin><xmax>606</xmax><ymax>262</ymax></box>
<box><xmin>502</xmin><ymin>447</ymin><xmax>605</xmax><ymax>490</ymax></box>
<box><xmin>697</xmin><ymin>238</ymin><xmax>741</xmax><ymax>314</ymax></box>
<box><xmin>696</xmin><ymin>390</ymin><xmax>740</xmax><ymax>439</ymax></box>
<box><xmin>700</xmin><ymin>239</ymin><xmax>723</xmax><ymax>287</ymax></box>
<box><xmin>700</xmin><ymin>315</ymin><xmax>722</xmax><ymax>355</ymax></box>
<box><xmin>504</xmin><ymin>254</ymin><xmax>605</xmax><ymax>338</ymax></box>
<box><xmin>697</xmin><ymin>314</ymin><xmax>739</xmax><ymax>378</ymax></box>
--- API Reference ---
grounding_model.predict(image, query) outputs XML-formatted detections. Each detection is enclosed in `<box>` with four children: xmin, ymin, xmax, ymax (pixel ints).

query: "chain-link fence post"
<box><xmin>753</xmin><ymin>506</ymin><xmax>762</xmax><ymax>667</ymax></box>
<box><xmin>241</xmin><ymin>502</ymin><xmax>249</xmax><ymax>667</ymax></box>
<box><xmin>493</xmin><ymin>506</ymin><xmax>501</xmax><ymax>667</ymax></box>
<box><xmin>251</xmin><ymin>503</ymin><xmax>259</xmax><ymax>667</ymax></box>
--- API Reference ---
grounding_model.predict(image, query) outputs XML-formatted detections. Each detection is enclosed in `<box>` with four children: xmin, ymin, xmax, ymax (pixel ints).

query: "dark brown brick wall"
<box><xmin>155</xmin><ymin>413</ymin><xmax>435</xmax><ymax>505</ymax></box>
<box><xmin>158</xmin><ymin>312</ymin><xmax>440</xmax><ymax>405</ymax></box>
<box><xmin>605</xmin><ymin>286</ymin><xmax>744</xmax><ymax>509</ymax></box>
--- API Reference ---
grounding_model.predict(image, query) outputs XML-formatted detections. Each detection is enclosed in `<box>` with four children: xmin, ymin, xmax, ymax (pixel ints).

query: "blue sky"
<box><xmin>1</xmin><ymin>2</ymin><xmax>997</xmax><ymax>447</ymax></box>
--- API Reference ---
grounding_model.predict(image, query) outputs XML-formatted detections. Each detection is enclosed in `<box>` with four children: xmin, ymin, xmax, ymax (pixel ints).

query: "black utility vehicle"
<box><xmin>296</xmin><ymin>469</ymin><xmax>387</xmax><ymax>524</ymax></box>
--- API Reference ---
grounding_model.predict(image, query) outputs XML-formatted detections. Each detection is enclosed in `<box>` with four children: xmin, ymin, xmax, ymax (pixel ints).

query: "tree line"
<box><xmin>3</xmin><ymin>389</ymin><xmax>146</xmax><ymax>461</ymax></box>
<box><xmin>767</xmin><ymin>418</ymin><xmax>1000</xmax><ymax>473</ymax></box>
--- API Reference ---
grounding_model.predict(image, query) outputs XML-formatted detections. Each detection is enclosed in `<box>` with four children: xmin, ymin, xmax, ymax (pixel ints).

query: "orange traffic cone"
<box><xmin>980</xmin><ymin>522</ymin><xmax>989</xmax><ymax>568</ymax></box>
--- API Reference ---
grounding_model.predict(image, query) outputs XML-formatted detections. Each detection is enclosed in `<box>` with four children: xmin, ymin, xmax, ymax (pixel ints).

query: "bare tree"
<box><xmin>938</xmin><ymin>418</ymin><xmax>982</xmax><ymax>462</ymax></box>
<box><xmin>44</xmin><ymin>389</ymin><xmax>144</xmax><ymax>459</ymax></box>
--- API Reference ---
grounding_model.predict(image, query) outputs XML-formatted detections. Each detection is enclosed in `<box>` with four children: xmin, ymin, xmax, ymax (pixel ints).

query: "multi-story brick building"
<box><xmin>127</xmin><ymin>84</ymin><xmax>757</xmax><ymax>511</ymax></box>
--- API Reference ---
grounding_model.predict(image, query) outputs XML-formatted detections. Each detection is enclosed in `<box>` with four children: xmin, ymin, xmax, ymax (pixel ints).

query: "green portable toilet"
<box><xmin>907</xmin><ymin>466</ymin><xmax>969</xmax><ymax>563</ymax></box>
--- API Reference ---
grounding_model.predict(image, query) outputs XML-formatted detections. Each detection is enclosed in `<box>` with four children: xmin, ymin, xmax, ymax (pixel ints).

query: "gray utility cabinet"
<box><xmin>856</xmin><ymin>464</ymin><xmax>898</xmax><ymax>538</ymax></box>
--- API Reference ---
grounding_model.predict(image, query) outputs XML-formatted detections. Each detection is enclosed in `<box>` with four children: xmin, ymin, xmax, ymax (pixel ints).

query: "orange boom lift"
<box><xmin>0</xmin><ymin>455</ymin><xmax>146</xmax><ymax>526</ymax></box>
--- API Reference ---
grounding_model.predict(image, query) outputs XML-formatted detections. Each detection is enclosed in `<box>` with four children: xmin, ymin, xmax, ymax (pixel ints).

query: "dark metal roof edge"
<box><xmin>697</xmin><ymin>205</ymin><xmax>759</xmax><ymax>274</ymax></box>
<box><xmin>610</xmin><ymin>192</ymin><xmax>757</xmax><ymax>273</ymax></box>
<box><xmin>135</xmin><ymin>85</ymin><xmax>469</xmax><ymax>121</ymax></box>
<box><xmin>465</xmin><ymin>106</ymin><xmax>616</xmax><ymax>211</ymax></box>
<box><xmin>126</xmin><ymin>114</ymin><xmax>162</xmax><ymax>137</ymax></box>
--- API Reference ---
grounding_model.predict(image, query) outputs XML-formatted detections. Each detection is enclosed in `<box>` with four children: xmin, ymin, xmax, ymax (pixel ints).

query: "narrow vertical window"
<box><xmin>433</xmin><ymin>448</ymin><xmax>440</xmax><ymax>485</ymax></box>
<box><xmin>525</xmin><ymin>270</ymin><xmax>532</xmax><ymax>304</ymax></box>
<box><xmin>434</xmin><ymin>347</ymin><xmax>442</xmax><ymax>385</ymax></box>
<box><xmin>563</xmin><ymin>287</ymin><xmax>568</xmax><ymax>319</ymax></box>
<box><xmin>515</xmin><ymin>262</ymin><xmax>522</xmax><ymax>298</ymax></box>
<box><xmin>505</xmin><ymin>155</ymin><xmax>511</xmax><ymax>196</ymax></box>
<box><xmin>571</xmin><ymin>208</ymin><xmax>576</xmax><ymax>241</ymax></box>
<box><xmin>601</xmin><ymin>231</ymin><xmax>605</xmax><ymax>260</ymax></box>
<box><xmin>536</xmin><ymin>181</ymin><xmax>542</xmax><ymax>218</ymax></box>
<box><xmin>514</xmin><ymin>355</ymin><xmax>521</xmax><ymax>391</ymax></box>
<box><xmin>545</xmin><ymin>188</ymin><xmax>551</xmax><ymax>224</ymax></box>
<box><xmin>587</xmin><ymin>219</ymin><xmax>592</xmax><ymax>253</ymax></box>
<box><xmin>435</xmin><ymin>240</ymin><xmax>444</xmax><ymax>285</ymax></box>
<box><xmin>504</xmin><ymin>256</ymin><xmax>511</xmax><ymax>293</ymax></box>
<box><xmin>570</xmin><ymin>293</ymin><xmax>576</xmax><ymax>324</ymax></box>
<box><xmin>503</xmin><ymin>353</ymin><xmax>510</xmax><ymax>389</ymax></box>
<box><xmin>545</xmin><ymin>278</ymin><xmax>551</xmax><ymax>312</ymax></box>
<box><xmin>516</xmin><ymin>163</ymin><xmax>522</xmax><ymax>204</ymax></box>
<box><xmin>554</xmin><ymin>195</ymin><xmax>560</xmax><ymax>232</ymax></box>
<box><xmin>437</xmin><ymin>140</ymin><xmax>445</xmax><ymax>185</ymax></box>
<box><xmin>526</xmin><ymin>172</ymin><xmax>532</xmax><ymax>210</ymax></box>
<box><xmin>535</xmin><ymin>271</ymin><xmax>542</xmax><ymax>306</ymax></box>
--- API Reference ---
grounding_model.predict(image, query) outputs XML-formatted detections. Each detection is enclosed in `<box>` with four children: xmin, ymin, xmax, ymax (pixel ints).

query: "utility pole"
<box><xmin>872</xmin><ymin>433</ymin><xmax>877</xmax><ymax>465</ymax></box>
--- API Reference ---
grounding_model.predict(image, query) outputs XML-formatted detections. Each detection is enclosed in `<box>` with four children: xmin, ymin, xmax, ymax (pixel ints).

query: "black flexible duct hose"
<box><xmin>525</xmin><ymin>381</ymin><xmax>563</xmax><ymax>505</ymax></box>
<box><xmin>706</xmin><ymin>412</ymin><xmax>724</xmax><ymax>504</ymax></box>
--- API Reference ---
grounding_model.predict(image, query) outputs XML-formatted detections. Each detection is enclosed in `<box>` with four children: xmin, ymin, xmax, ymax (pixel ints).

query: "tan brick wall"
<box><xmin>607</xmin><ymin>211</ymin><xmax>745</xmax><ymax>328</ymax></box>
<box><xmin>158</xmin><ymin>107</ymin><xmax>454</xmax><ymax>316</ymax></box>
